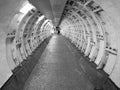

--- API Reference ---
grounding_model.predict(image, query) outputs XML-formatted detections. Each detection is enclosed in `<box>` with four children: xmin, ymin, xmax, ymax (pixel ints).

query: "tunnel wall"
<box><xmin>60</xmin><ymin>0</ymin><xmax>120</xmax><ymax>88</ymax></box>
<box><xmin>0</xmin><ymin>0</ymin><xmax>120</xmax><ymax>89</ymax></box>
<box><xmin>0</xmin><ymin>7</ymin><xmax>54</xmax><ymax>89</ymax></box>
<box><xmin>0</xmin><ymin>0</ymin><xmax>28</xmax><ymax>87</ymax></box>
<box><xmin>96</xmin><ymin>0</ymin><xmax>120</xmax><ymax>88</ymax></box>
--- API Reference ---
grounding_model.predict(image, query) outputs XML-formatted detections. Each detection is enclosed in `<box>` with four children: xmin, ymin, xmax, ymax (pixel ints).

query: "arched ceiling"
<box><xmin>28</xmin><ymin>0</ymin><xmax>68</xmax><ymax>26</ymax></box>
<box><xmin>0</xmin><ymin>0</ymin><xmax>26</xmax><ymax>33</ymax></box>
<box><xmin>0</xmin><ymin>0</ymin><xmax>67</xmax><ymax>33</ymax></box>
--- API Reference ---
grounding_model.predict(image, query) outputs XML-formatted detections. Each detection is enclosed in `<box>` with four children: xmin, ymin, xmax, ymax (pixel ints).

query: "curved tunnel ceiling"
<box><xmin>0</xmin><ymin>0</ymin><xmax>27</xmax><ymax>33</ymax></box>
<box><xmin>28</xmin><ymin>0</ymin><xmax>67</xmax><ymax>26</ymax></box>
<box><xmin>0</xmin><ymin>0</ymin><xmax>120</xmax><ymax>89</ymax></box>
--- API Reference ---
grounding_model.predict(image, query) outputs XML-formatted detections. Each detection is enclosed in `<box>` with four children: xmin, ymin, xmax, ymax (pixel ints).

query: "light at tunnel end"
<box><xmin>0</xmin><ymin>0</ymin><xmax>120</xmax><ymax>89</ymax></box>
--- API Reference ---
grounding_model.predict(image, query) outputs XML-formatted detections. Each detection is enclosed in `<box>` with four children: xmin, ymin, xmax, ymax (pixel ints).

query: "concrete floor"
<box><xmin>23</xmin><ymin>35</ymin><xmax>95</xmax><ymax>90</ymax></box>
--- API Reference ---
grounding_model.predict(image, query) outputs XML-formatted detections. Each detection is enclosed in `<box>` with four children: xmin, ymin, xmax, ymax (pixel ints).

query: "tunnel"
<box><xmin>0</xmin><ymin>0</ymin><xmax>120</xmax><ymax>90</ymax></box>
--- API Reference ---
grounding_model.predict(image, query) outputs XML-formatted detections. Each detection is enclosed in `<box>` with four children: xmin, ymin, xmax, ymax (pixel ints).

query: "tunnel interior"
<box><xmin>0</xmin><ymin>0</ymin><xmax>120</xmax><ymax>90</ymax></box>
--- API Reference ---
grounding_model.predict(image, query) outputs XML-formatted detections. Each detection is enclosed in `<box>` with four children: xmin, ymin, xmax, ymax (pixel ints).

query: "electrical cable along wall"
<box><xmin>60</xmin><ymin>0</ymin><xmax>119</xmax><ymax>88</ymax></box>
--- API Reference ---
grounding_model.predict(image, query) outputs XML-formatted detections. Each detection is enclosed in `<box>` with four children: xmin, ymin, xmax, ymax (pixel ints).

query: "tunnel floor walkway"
<box><xmin>23</xmin><ymin>35</ymin><xmax>106</xmax><ymax>90</ymax></box>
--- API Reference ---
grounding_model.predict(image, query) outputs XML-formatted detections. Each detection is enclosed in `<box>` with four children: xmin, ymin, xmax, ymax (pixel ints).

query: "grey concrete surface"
<box><xmin>23</xmin><ymin>35</ymin><xmax>94</xmax><ymax>90</ymax></box>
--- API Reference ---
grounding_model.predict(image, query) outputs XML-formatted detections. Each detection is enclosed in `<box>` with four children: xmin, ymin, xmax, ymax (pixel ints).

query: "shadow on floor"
<box><xmin>1</xmin><ymin>37</ymin><xmax>51</xmax><ymax>90</ymax></box>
